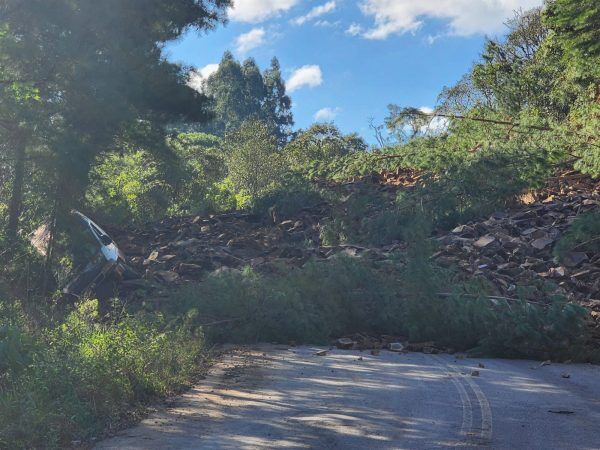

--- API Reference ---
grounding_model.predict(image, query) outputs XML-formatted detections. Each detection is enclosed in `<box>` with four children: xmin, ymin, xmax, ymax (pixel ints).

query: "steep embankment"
<box><xmin>109</xmin><ymin>170</ymin><xmax>599</xmax><ymax>343</ymax></box>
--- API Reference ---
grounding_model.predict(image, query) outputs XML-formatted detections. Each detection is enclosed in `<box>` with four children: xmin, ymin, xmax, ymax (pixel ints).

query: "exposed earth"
<box><xmin>108</xmin><ymin>170</ymin><xmax>600</xmax><ymax>342</ymax></box>
<box><xmin>97</xmin><ymin>346</ymin><xmax>600</xmax><ymax>450</ymax></box>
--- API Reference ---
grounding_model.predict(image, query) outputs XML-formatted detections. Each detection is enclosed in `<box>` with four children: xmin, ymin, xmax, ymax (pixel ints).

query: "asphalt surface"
<box><xmin>97</xmin><ymin>346</ymin><xmax>600</xmax><ymax>449</ymax></box>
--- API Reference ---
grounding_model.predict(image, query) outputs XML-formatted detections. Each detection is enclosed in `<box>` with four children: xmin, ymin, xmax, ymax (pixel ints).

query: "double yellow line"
<box><xmin>430</xmin><ymin>354</ymin><xmax>493</xmax><ymax>447</ymax></box>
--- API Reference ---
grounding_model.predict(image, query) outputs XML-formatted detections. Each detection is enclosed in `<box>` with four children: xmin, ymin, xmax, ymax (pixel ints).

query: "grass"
<box><xmin>0</xmin><ymin>300</ymin><xmax>206</xmax><ymax>449</ymax></box>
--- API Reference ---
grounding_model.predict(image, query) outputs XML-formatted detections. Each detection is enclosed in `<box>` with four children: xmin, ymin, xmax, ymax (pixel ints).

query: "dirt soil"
<box><xmin>109</xmin><ymin>170</ymin><xmax>600</xmax><ymax>339</ymax></box>
<box><xmin>96</xmin><ymin>346</ymin><xmax>600</xmax><ymax>450</ymax></box>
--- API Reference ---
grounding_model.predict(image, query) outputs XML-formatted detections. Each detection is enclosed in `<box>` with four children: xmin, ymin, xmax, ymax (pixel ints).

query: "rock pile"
<box><xmin>112</xmin><ymin>210</ymin><xmax>324</xmax><ymax>286</ymax></box>
<box><xmin>110</xmin><ymin>169</ymin><xmax>598</xmax><ymax>338</ymax></box>
<box><xmin>434</xmin><ymin>171</ymin><xmax>600</xmax><ymax>334</ymax></box>
<box><xmin>109</xmin><ymin>179</ymin><xmax>407</xmax><ymax>287</ymax></box>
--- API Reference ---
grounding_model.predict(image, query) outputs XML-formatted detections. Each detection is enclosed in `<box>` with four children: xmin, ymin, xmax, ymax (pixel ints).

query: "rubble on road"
<box><xmin>433</xmin><ymin>170</ymin><xmax>600</xmax><ymax>339</ymax></box>
<box><xmin>108</xmin><ymin>172</ymin><xmax>419</xmax><ymax>287</ymax></box>
<box><xmin>107</xmin><ymin>169</ymin><xmax>599</xmax><ymax>342</ymax></box>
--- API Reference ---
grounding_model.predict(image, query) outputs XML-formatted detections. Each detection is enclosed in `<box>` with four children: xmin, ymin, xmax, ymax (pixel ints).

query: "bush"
<box><xmin>0</xmin><ymin>300</ymin><xmax>205</xmax><ymax>449</ymax></box>
<box><xmin>554</xmin><ymin>211</ymin><xmax>600</xmax><ymax>258</ymax></box>
<box><xmin>171</xmin><ymin>257</ymin><xmax>401</xmax><ymax>344</ymax></box>
<box><xmin>392</xmin><ymin>147</ymin><xmax>553</xmax><ymax>231</ymax></box>
<box><xmin>169</xmin><ymin>244</ymin><xmax>595</xmax><ymax>362</ymax></box>
<box><xmin>251</xmin><ymin>176</ymin><xmax>325</xmax><ymax>221</ymax></box>
<box><xmin>284</xmin><ymin>123</ymin><xmax>367</xmax><ymax>174</ymax></box>
<box><xmin>396</xmin><ymin>221</ymin><xmax>592</xmax><ymax>359</ymax></box>
<box><xmin>224</xmin><ymin>120</ymin><xmax>286</xmax><ymax>201</ymax></box>
<box><xmin>86</xmin><ymin>151</ymin><xmax>172</xmax><ymax>224</ymax></box>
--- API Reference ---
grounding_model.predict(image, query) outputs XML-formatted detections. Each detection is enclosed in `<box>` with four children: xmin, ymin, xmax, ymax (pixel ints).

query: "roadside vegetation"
<box><xmin>0</xmin><ymin>0</ymin><xmax>599</xmax><ymax>448</ymax></box>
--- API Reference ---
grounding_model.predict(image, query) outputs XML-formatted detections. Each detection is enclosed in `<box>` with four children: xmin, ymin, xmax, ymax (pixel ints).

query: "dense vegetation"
<box><xmin>1</xmin><ymin>0</ymin><xmax>599</xmax><ymax>448</ymax></box>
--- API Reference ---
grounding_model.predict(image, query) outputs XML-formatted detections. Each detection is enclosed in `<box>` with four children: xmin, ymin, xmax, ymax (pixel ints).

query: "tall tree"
<box><xmin>263</xmin><ymin>57</ymin><xmax>294</xmax><ymax>146</ymax></box>
<box><xmin>0</xmin><ymin>0</ymin><xmax>230</xmax><ymax>238</ymax></box>
<box><xmin>204</xmin><ymin>52</ymin><xmax>251</xmax><ymax>136</ymax></box>
<box><xmin>203</xmin><ymin>54</ymin><xmax>294</xmax><ymax>143</ymax></box>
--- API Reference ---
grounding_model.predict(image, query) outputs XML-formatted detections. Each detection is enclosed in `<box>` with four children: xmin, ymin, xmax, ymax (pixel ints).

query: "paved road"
<box><xmin>97</xmin><ymin>346</ymin><xmax>600</xmax><ymax>449</ymax></box>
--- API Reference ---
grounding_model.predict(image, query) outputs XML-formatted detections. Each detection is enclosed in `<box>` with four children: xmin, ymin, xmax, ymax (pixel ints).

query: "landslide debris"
<box><xmin>109</xmin><ymin>170</ymin><xmax>421</xmax><ymax>287</ymax></box>
<box><xmin>434</xmin><ymin>170</ymin><xmax>600</xmax><ymax>339</ymax></box>
<box><xmin>109</xmin><ymin>169</ymin><xmax>599</xmax><ymax>339</ymax></box>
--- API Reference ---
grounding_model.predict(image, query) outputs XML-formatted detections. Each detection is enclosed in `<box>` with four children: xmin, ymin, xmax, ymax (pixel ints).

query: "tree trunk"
<box><xmin>6</xmin><ymin>132</ymin><xmax>26</xmax><ymax>239</ymax></box>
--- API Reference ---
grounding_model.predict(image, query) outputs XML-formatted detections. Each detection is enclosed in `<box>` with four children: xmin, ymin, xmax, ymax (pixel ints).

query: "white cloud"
<box><xmin>229</xmin><ymin>0</ymin><xmax>300</xmax><ymax>23</ymax></box>
<box><xmin>315</xmin><ymin>19</ymin><xmax>340</xmax><ymax>28</ymax></box>
<box><xmin>419</xmin><ymin>107</ymin><xmax>449</xmax><ymax>134</ymax></box>
<box><xmin>293</xmin><ymin>1</ymin><xmax>336</xmax><ymax>26</ymax></box>
<box><xmin>314</xmin><ymin>107</ymin><xmax>341</xmax><ymax>121</ymax></box>
<box><xmin>188</xmin><ymin>63</ymin><xmax>219</xmax><ymax>92</ymax></box>
<box><xmin>287</xmin><ymin>65</ymin><xmax>323</xmax><ymax>92</ymax></box>
<box><xmin>346</xmin><ymin>23</ymin><xmax>363</xmax><ymax>36</ymax></box>
<box><xmin>235</xmin><ymin>28</ymin><xmax>266</xmax><ymax>54</ymax></box>
<box><xmin>357</xmin><ymin>0</ymin><xmax>543</xmax><ymax>40</ymax></box>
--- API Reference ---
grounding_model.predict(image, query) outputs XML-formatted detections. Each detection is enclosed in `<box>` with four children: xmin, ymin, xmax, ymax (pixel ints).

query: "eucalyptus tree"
<box><xmin>203</xmin><ymin>53</ymin><xmax>294</xmax><ymax>143</ymax></box>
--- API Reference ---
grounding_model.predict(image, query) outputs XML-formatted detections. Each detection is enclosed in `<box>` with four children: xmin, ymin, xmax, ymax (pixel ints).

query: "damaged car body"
<box><xmin>31</xmin><ymin>210</ymin><xmax>139</xmax><ymax>298</ymax></box>
<box><xmin>62</xmin><ymin>211</ymin><xmax>139</xmax><ymax>298</ymax></box>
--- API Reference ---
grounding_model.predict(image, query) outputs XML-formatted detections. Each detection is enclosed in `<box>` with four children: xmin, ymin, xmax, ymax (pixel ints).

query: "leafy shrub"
<box><xmin>169</xmin><ymin>241</ymin><xmax>595</xmax><ymax>362</ymax></box>
<box><xmin>284</xmin><ymin>123</ymin><xmax>367</xmax><ymax>174</ymax></box>
<box><xmin>319</xmin><ymin>188</ymin><xmax>399</xmax><ymax>246</ymax></box>
<box><xmin>167</xmin><ymin>132</ymin><xmax>227</xmax><ymax>215</ymax></box>
<box><xmin>397</xmin><ymin>220</ymin><xmax>593</xmax><ymax>359</ymax></box>
<box><xmin>394</xmin><ymin>147</ymin><xmax>553</xmax><ymax>230</ymax></box>
<box><xmin>554</xmin><ymin>211</ymin><xmax>600</xmax><ymax>258</ymax></box>
<box><xmin>224</xmin><ymin>120</ymin><xmax>286</xmax><ymax>201</ymax></box>
<box><xmin>86</xmin><ymin>150</ymin><xmax>172</xmax><ymax>224</ymax></box>
<box><xmin>251</xmin><ymin>175</ymin><xmax>325</xmax><ymax>221</ymax></box>
<box><xmin>0</xmin><ymin>300</ymin><xmax>205</xmax><ymax>449</ymax></box>
<box><xmin>171</xmin><ymin>258</ymin><xmax>401</xmax><ymax>344</ymax></box>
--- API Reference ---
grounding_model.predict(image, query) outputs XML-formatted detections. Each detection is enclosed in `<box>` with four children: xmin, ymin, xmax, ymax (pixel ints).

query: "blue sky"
<box><xmin>165</xmin><ymin>0</ymin><xmax>543</xmax><ymax>143</ymax></box>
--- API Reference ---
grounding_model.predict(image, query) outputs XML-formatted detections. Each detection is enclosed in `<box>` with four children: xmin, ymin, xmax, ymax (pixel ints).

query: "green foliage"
<box><xmin>284</xmin><ymin>123</ymin><xmax>367</xmax><ymax>174</ymax></box>
<box><xmin>0</xmin><ymin>300</ymin><xmax>205</xmax><ymax>449</ymax></box>
<box><xmin>409</xmin><ymin>147</ymin><xmax>552</xmax><ymax>229</ymax></box>
<box><xmin>545</xmin><ymin>0</ymin><xmax>600</xmax><ymax>79</ymax></box>
<box><xmin>167</xmin><ymin>132</ymin><xmax>226</xmax><ymax>215</ymax></box>
<box><xmin>251</xmin><ymin>175</ymin><xmax>325</xmax><ymax>220</ymax></box>
<box><xmin>319</xmin><ymin>188</ymin><xmax>403</xmax><ymax>246</ymax></box>
<box><xmin>396</xmin><ymin>220</ymin><xmax>591</xmax><ymax>360</ymax></box>
<box><xmin>0</xmin><ymin>304</ymin><xmax>34</xmax><ymax>384</ymax></box>
<box><xmin>0</xmin><ymin>0</ymin><xmax>229</xmax><ymax>241</ymax></box>
<box><xmin>202</xmin><ymin>53</ymin><xmax>294</xmax><ymax>143</ymax></box>
<box><xmin>475</xmin><ymin>297</ymin><xmax>589</xmax><ymax>360</ymax></box>
<box><xmin>554</xmin><ymin>211</ymin><xmax>600</xmax><ymax>258</ymax></box>
<box><xmin>169</xmin><ymin>249</ymin><xmax>593</xmax><ymax>361</ymax></box>
<box><xmin>568</xmin><ymin>99</ymin><xmax>600</xmax><ymax>177</ymax></box>
<box><xmin>86</xmin><ymin>150</ymin><xmax>172</xmax><ymax>224</ymax></box>
<box><xmin>172</xmin><ymin>258</ymin><xmax>401</xmax><ymax>344</ymax></box>
<box><xmin>224</xmin><ymin>120</ymin><xmax>286</xmax><ymax>201</ymax></box>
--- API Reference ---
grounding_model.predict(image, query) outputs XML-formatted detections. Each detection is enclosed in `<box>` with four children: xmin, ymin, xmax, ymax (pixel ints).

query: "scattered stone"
<box><xmin>561</xmin><ymin>373</ymin><xmax>571</xmax><ymax>379</ymax></box>
<box><xmin>471</xmin><ymin>370</ymin><xmax>480</xmax><ymax>377</ymax></box>
<box><xmin>562</xmin><ymin>252</ymin><xmax>589</xmax><ymax>268</ymax></box>
<box><xmin>176</xmin><ymin>263</ymin><xmax>204</xmax><ymax>275</ymax></box>
<box><xmin>154</xmin><ymin>270</ymin><xmax>179</xmax><ymax>284</ymax></box>
<box><xmin>388</xmin><ymin>342</ymin><xmax>404</xmax><ymax>352</ymax></box>
<box><xmin>474</xmin><ymin>235</ymin><xmax>496</xmax><ymax>248</ymax></box>
<box><xmin>531</xmin><ymin>237</ymin><xmax>554</xmax><ymax>250</ymax></box>
<box><xmin>478</xmin><ymin>363</ymin><xmax>485</xmax><ymax>369</ymax></box>
<box><xmin>336</xmin><ymin>338</ymin><xmax>356</xmax><ymax>350</ymax></box>
<box><xmin>104</xmin><ymin>169</ymin><xmax>599</xmax><ymax>346</ymax></box>
<box><xmin>315</xmin><ymin>350</ymin><xmax>328</xmax><ymax>357</ymax></box>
